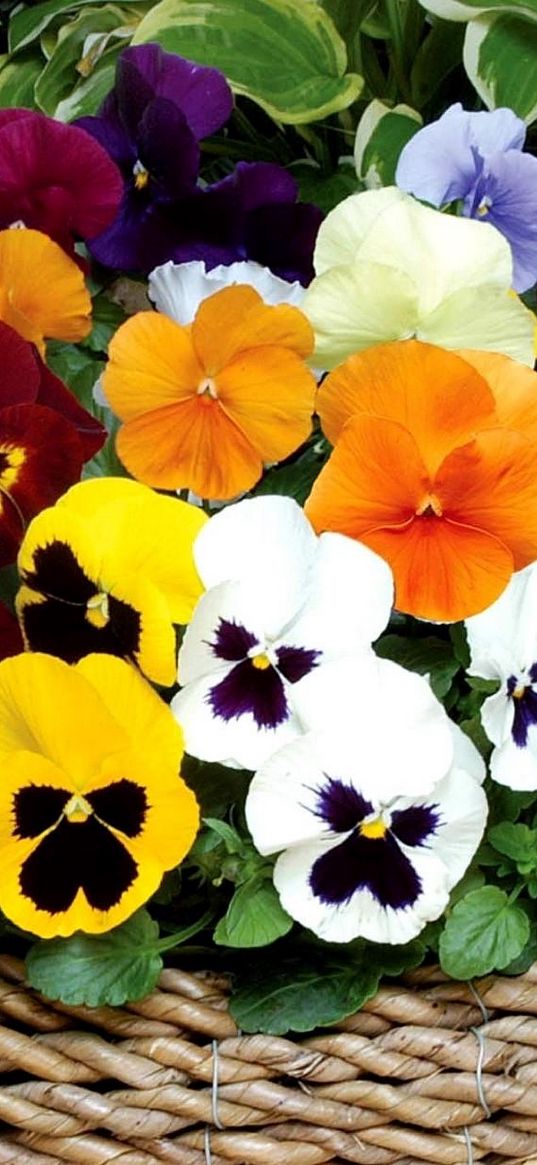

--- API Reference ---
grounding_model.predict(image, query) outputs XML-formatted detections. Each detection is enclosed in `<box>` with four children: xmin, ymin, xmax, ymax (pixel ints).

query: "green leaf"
<box><xmin>53</xmin><ymin>44</ymin><xmax>124</xmax><ymax>120</ymax></box>
<box><xmin>26</xmin><ymin>909</ymin><xmax>164</xmax><ymax>1006</ymax></box>
<box><xmin>253</xmin><ymin>436</ymin><xmax>330</xmax><ymax>506</ymax></box>
<box><xmin>181</xmin><ymin>754</ymin><xmax>250</xmax><ymax>818</ymax></box>
<box><xmin>411</xmin><ymin>15</ymin><xmax>465</xmax><ymax>107</ymax></box>
<box><xmin>439</xmin><ymin>886</ymin><xmax>530</xmax><ymax>979</ymax></box>
<box><xmin>290</xmin><ymin>162</ymin><xmax>359</xmax><ymax>215</ymax></box>
<box><xmin>9</xmin><ymin>0</ymin><xmax>150</xmax><ymax>54</ymax></box>
<box><xmin>464</xmin><ymin>12</ymin><xmax>537</xmax><ymax>123</ymax></box>
<box><xmin>420</xmin><ymin>0</ymin><xmax>537</xmax><ymax>18</ymax></box>
<box><xmin>46</xmin><ymin>341</ymin><xmax>104</xmax><ymax>411</ymax></box>
<box><xmin>488</xmin><ymin>784</ymin><xmax>536</xmax><ymax>824</ymax></box>
<box><xmin>81</xmin><ymin>295</ymin><xmax>127</xmax><ymax>355</ymax></box>
<box><xmin>449</xmin><ymin>622</ymin><xmax>470</xmax><ymax>668</ymax></box>
<box><xmin>132</xmin><ymin>0</ymin><xmax>363</xmax><ymax>124</ymax></box>
<box><xmin>488</xmin><ymin>822</ymin><xmax>537</xmax><ymax>867</ymax></box>
<box><xmin>203</xmin><ymin>817</ymin><xmax>247</xmax><ymax>855</ymax></box>
<box><xmin>34</xmin><ymin>6</ymin><xmax>132</xmax><ymax>115</ymax></box>
<box><xmin>374</xmin><ymin>634</ymin><xmax>459</xmax><ymax>699</ymax></box>
<box><xmin>459</xmin><ymin>714</ymin><xmax>492</xmax><ymax>759</ymax></box>
<box><xmin>354</xmin><ymin>99</ymin><xmax>422</xmax><ymax>186</ymax></box>
<box><xmin>230</xmin><ymin>941</ymin><xmax>425</xmax><ymax>1034</ymax></box>
<box><xmin>0</xmin><ymin>51</ymin><xmax>42</xmax><ymax>107</ymax></box>
<box><xmin>214</xmin><ymin>875</ymin><xmax>293</xmax><ymax>947</ymax></box>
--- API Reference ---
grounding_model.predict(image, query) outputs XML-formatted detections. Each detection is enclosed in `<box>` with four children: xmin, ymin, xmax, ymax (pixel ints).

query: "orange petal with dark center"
<box><xmin>363</xmin><ymin>516</ymin><xmax>513</xmax><ymax>622</ymax></box>
<box><xmin>116</xmin><ymin>398</ymin><xmax>261</xmax><ymax>500</ymax></box>
<box><xmin>305</xmin><ymin>413</ymin><xmax>428</xmax><ymax>537</ymax></box>
<box><xmin>317</xmin><ymin>339</ymin><xmax>496</xmax><ymax>476</ymax></box>
<box><xmin>435</xmin><ymin>428</ymin><xmax>537</xmax><ymax>569</ymax></box>
<box><xmin>191</xmin><ymin>285</ymin><xmax>314</xmax><ymax>374</ymax></box>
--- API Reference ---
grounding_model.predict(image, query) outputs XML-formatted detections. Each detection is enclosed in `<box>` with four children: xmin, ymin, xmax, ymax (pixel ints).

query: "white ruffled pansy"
<box><xmin>466</xmin><ymin>564</ymin><xmax>537</xmax><ymax>790</ymax></box>
<box><xmin>303</xmin><ymin>187</ymin><xmax>535</xmax><ymax>369</ymax></box>
<box><xmin>148</xmin><ymin>259</ymin><xmax>304</xmax><ymax>325</ymax></box>
<box><xmin>172</xmin><ymin>496</ymin><xmax>395</xmax><ymax>769</ymax></box>
<box><xmin>245</xmin><ymin>725</ymin><xmax>487</xmax><ymax>944</ymax></box>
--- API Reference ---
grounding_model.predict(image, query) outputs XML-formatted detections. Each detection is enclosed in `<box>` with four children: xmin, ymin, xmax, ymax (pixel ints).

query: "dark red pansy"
<box><xmin>0</xmin><ymin>404</ymin><xmax>85</xmax><ymax>566</ymax></box>
<box><xmin>0</xmin><ymin>601</ymin><xmax>23</xmax><ymax>659</ymax></box>
<box><xmin>0</xmin><ymin>109</ymin><xmax>123</xmax><ymax>258</ymax></box>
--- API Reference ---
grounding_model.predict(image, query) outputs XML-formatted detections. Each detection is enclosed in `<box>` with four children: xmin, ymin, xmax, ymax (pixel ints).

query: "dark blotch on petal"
<box><xmin>507</xmin><ymin>674</ymin><xmax>537</xmax><ymax>747</ymax></box>
<box><xmin>309</xmin><ymin>831</ymin><xmax>421</xmax><ymax>909</ymax></box>
<box><xmin>277</xmin><ymin>644</ymin><xmax>320</xmax><ymax>683</ymax></box>
<box><xmin>87</xmin><ymin>779</ymin><xmax>147</xmax><ymax>837</ymax></box>
<box><xmin>314</xmin><ymin>776</ymin><xmax>374</xmax><ymax>833</ymax></box>
<box><xmin>20</xmin><ymin>591</ymin><xmax>141</xmax><ymax>666</ymax></box>
<box><xmin>13</xmin><ymin>785</ymin><xmax>70</xmax><ymax>839</ymax></box>
<box><xmin>391</xmin><ymin>804</ymin><xmax>440</xmax><ymax>847</ymax></box>
<box><xmin>23</xmin><ymin>541</ymin><xmax>94</xmax><ymax>603</ymax></box>
<box><xmin>210</xmin><ymin>617</ymin><xmax>258</xmax><ymax>662</ymax></box>
<box><xmin>208</xmin><ymin>659</ymin><xmax>288</xmax><ymax>729</ymax></box>
<box><xmin>19</xmin><ymin>815</ymin><xmax>137</xmax><ymax>914</ymax></box>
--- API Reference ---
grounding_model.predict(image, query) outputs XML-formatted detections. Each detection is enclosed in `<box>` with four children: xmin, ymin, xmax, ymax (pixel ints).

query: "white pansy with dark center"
<box><xmin>245</xmin><ymin>723</ymin><xmax>487</xmax><ymax>944</ymax></box>
<box><xmin>172</xmin><ymin>495</ymin><xmax>401</xmax><ymax>770</ymax></box>
<box><xmin>466</xmin><ymin>563</ymin><xmax>537</xmax><ymax>790</ymax></box>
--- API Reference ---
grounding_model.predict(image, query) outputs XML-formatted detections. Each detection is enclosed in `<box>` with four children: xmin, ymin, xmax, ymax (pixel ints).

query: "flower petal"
<box><xmin>104</xmin><ymin>311</ymin><xmax>203</xmax><ymax>420</ymax></box>
<box><xmin>148</xmin><ymin>259</ymin><xmax>304</xmax><ymax>324</ymax></box>
<box><xmin>191</xmin><ymin>284</ymin><xmax>314</xmax><ymax>371</ymax></box>
<box><xmin>0</xmin><ymin>229</ymin><xmax>91</xmax><ymax>351</ymax></box>
<box><xmin>419</xmin><ymin>284</ymin><xmax>535</xmax><ymax>367</ymax></box>
<box><xmin>217</xmin><ymin>347</ymin><xmax>315</xmax><ymax>461</ymax></box>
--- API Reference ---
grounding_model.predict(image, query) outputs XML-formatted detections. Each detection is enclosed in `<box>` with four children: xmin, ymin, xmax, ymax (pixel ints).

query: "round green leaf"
<box><xmin>0</xmin><ymin>51</ymin><xmax>42</xmax><ymax>108</ymax></box>
<box><xmin>464</xmin><ymin>12</ymin><xmax>537</xmax><ymax>122</ymax></box>
<box><xmin>214</xmin><ymin>876</ymin><xmax>293</xmax><ymax>948</ymax></box>
<box><xmin>439</xmin><ymin>886</ymin><xmax>530</xmax><ymax>979</ymax></box>
<box><xmin>132</xmin><ymin>0</ymin><xmax>363</xmax><ymax>124</ymax></box>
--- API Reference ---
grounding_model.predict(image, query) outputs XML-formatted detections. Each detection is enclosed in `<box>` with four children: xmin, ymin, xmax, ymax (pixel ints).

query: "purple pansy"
<box><xmin>76</xmin><ymin>43</ymin><xmax>234</xmax><ymax>271</ymax></box>
<box><xmin>395</xmin><ymin>103</ymin><xmax>537</xmax><ymax>292</ymax></box>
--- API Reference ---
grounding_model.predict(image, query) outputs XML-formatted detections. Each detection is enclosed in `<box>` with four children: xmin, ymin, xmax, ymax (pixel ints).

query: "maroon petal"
<box><xmin>0</xmin><ymin>111</ymin><xmax>123</xmax><ymax>251</ymax></box>
<box><xmin>0</xmin><ymin>321</ymin><xmax>40</xmax><ymax>406</ymax></box>
<box><xmin>36</xmin><ymin>362</ymin><xmax>106</xmax><ymax>461</ymax></box>
<box><xmin>0</xmin><ymin>404</ymin><xmax>84</xmax><ymax>538</ymax></box>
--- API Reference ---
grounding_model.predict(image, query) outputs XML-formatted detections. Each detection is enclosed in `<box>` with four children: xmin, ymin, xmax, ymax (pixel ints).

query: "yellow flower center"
<box><xmin>133</xmin><ymin>160</ymin><xmax>150</xmax><ymax>191</ymax></box>
<box><xmin>416</xmin><ymin>492</ymin><xmax>443</xmax><ymax>518</ymax></box>
<box><xmin>477</xmin><ymin>197</ymin><xmax>492</xmax><ymax>218</ymax></box>
<box><xmin>0</xmin><ymin>443</ymin><xmax>25</xmax><ymax>490</ymax></box>
<box><xmin>85</xmin><ymin>591</ymin><xmax>110</xmax><ymax>629</ymax></box>
<box><xmin>64</xmin><ymin>793</ymin><xmax>93</xmax><ymax>823</ymax></box>
<box><xmin>513</xmin><ymin>684</ymin><xmax>526</xmax><ymax>700</ymax></box>
<box><xmin>197</xmin><ymin>376</ymin><xmax>218</xmax><ymax>399</ymax></box>
<box><xmin>359</xmin><ymin>817</ymin><xmax>387</xmax><ymax>840</ymax></box>
<box><xmin>251</xmin><ymin>652</ymin><xmax>272</xmax><ymax>670</ymax></box>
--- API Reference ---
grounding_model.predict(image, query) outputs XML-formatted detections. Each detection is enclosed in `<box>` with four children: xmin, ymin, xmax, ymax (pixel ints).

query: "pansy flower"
<box><xmin>16</xmin><ymin>478</ymin><xmax>207</xmax><ymax>686</ymax></box>
<box><xmin>395</xmin><ymin>104</ymin><xmax>537</xmax><ymax>293</ymax></box>
<box><xmin>0</xmin><ymin>321</ymin><xmax>105</xmax><ymax>566</ymax></box>
<box><xmin>0</xmin><ymin>652</ymin><xmax>199</xmax><ymax>938</ymax></box>
<box><xmin>172</xmin><ymin>496</ymin><xmax>453</xmax><ymax>771</ymax></box>
<box><xmin>0</xmin><ymin>228</ymin><xmax>91</xmax><ymax>353</ymax></box>
<box><xmin>102</xmin><ymin>285</ymin><xmax>316</xmax><ymax>500</ymax></box>
<box><xmin>148</xmin><ymin>258</ymin><xmax>305</xmax><ymax>324</ymax></box>
<box><xmin>302</xmin><ymin>186</ymin><xmax>535</xmax><ymax>369</ymax></box>
<box><xmin>245</xmin><ymin>714</ymin><xmax>487</xmax><ymax>944</ymax></box>
<box><xmin>0</xmin><ymin>602</ymin><xmax>23</xmax><ymax>659</ymax></box>
<box><xmin>466</xmin><ymin>564</ymin><xmax>537</xmax><ymax>790</ymax></box>
<box><xmin>0</xmin><ymin>109</ymin><xmax>123</xmax><ymax>260</ymax></box>
<box><xmin>168</xmin><ymin>162</ymin><xmax>323</xmax><ymax>286</ymax></box>
<box><xmin>76</xmin><ymin>43</ymin><xmax>234</xmax><ymax>272</ymax></box>
<box><xmin>305</xmin><ymin>340</ymin><xmax>537</xmax><ymax>622</ymax></box>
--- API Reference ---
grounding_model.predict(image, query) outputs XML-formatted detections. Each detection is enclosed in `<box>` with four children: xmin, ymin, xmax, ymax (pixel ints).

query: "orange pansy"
<box><xmin>305</xmin><ymin>340</ymin><xmax>537</xmax><ymax>622</ymax></box>
<box><xmin>103</xmin><ymin>284</ymin><xmax>316</xmax><ymax>500</ymax></box>
<box><xmin>0</xmin><ymin>229</ymin><xmax>91</xmax><ymax>353</ymax></box>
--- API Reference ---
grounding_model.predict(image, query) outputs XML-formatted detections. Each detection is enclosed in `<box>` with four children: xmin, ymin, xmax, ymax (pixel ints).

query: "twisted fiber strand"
<box><xmin>361</xmin><ymin>986</ymin><xmax>483</xmax><ymax>1029</ymax></box>
<box><xmin>10</xmin><ymin>1130</ymin><xmax>161</xmax><ymax>1164</ymax></box>
<box><xmin>174</xmin><ymin>1128</ymin><xmax>344</xmax><ymax>1164</ymax></box>
<box><xmin>7</xmin><ymin>1082</ymin><xmax>200</xmax><ymax>1140</ymax></box>
<box><xmin>303</xmin><ymin>1028</ymin><xmax>514</xmax><ymax>1079</ymax></box>
<box><xmin>125</xmin><ymin>989</ymin><xmax>237</xmax><ymax>1038</ymax></box>
<box><xmin>0</xmin><ymin>1138</ymin><xmax>60</xmax><ymax>1164</ymax></box>
<box><xmin>117</xmin><ymin>1034</ymin><xmax>296</xmax><ymax>1085</ymax></box>
<box><xmin>0</xmin><ymin>1024</ymin><xmax>101</xmax><ymax>1084</ymax></box>
<box><xmin>242</xmin><ymin>1119</ymin><xmax>422</xmax><ymax>1163</ymax></box>
<box><xmin>0</xmin><ymin>977</ymin><xmax>72</xmax><ymax>1033</ymax></box>
<box><xmin>315</xmin><ymin>1072</ymin><xmax>537</xmax><ymax>1122</ymax></box>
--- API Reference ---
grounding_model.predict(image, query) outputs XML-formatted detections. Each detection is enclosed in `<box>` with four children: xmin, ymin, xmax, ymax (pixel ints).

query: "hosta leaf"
<box><xmin>9</xmin><ymin>0</ymin><xmax>150</xmax><ymax>54</ymax></box>
<box><xmin>34</xmin><ymin>6</ymin><xmax>131</xmax><ymax>115</ymax></box>
<box><xmin>0</xmin><ymin>52</ymin><xmax>42</xmax><ymax>107</ymax></box>
<box><xmin>464</xmin><ymin>12</ymin><xmax>537</xmax><ymax>122</ymax></box>
<box><xmin>132</xmin><ymin>0</ymin><xmax>363</xmax><ymax>124</ymax></box>
<box><xmin>354</xmin><ymin>99</ymin><xmax>422</xmax><ymax>186</ymax></box>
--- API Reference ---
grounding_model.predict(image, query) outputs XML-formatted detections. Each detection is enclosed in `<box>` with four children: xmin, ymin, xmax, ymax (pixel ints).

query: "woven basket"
<box><xmin>2</xmin><ymin>953</ymin><xmax>537</xmax><ymax>1165</ymax></box>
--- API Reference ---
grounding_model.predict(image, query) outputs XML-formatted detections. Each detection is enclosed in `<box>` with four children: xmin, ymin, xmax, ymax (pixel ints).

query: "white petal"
<box><xmin>418</xmin><ymin>285</ymin><xmax>535</xmax><ymax>367</ymax></box>
<box><xmin>466</xmin><ymin>563</ymin><xmax>537</xmax><ymax>681</ymax></box>
<box><xmin>481</xmin><ymin>688</ymin><xmax>515</xmax><ymax>749</ymax></box>
<box><xmin>245</xmin><ymin>733</ymin><xmax>345</xmax><ymax>854</ymax></box>
<box><xmin>491</xmin><ymin>734</ymin><xmax>537</xmax><ymax>791</ymax></box>
<box><xmin>194</xmin><ymin>496</ymin><xmax>318</xmax><ymax>621</ymax></box>
<box><xmin>357</xmin><ymin>195</ymin><xmax>513</xmax><ymax>311</ymax></box>
<box><xmin>172</xmin><ymin>672</ymin><xmax>303</xmax><ymax>770</ymax></box>
<box><xmin>448</xmin><ymin>720</ymin><xmax>486</xmax><ymax>785</ymax></box>
<box><xmin>402</xmin><ymin>766</ymin><xmax>488</xmax><ymax>889</ymax></box>
<box><xmin>314</xmin><ymin>187</ymin><xmax>406</xmax><ymax>275</ymax></box>
<box><xmin>273</xmin><ymin>840</ymin><xmax>449</xmax><ymax>944</ymax></box>
<box><xmin>287</xmin><ymin>533</ymin><xmax>393</xmax><ymax>658</ymax></box>
<box><xmin>303</xmin><ymin>260</ymin><xmax>418</xmax><ymax>369</ymax></box>
<box><xmin>149</xmin><ymin>259</ymin><xmax>304</xmax><ymax>324</ymax></box>
<box><xmin>293</xmin><ymin>657</ymin><xmax>455</xmax><ymax>799</ymax></box>
<box><xmin>177</xmin><ymin>581</ymin><xmax>273</xmax><ymax>685</ymax></box>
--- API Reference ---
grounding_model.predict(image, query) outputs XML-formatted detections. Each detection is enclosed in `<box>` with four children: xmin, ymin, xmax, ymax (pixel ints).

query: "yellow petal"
<box><xmin>0</xmin><ymin>229</ymin><xmax>91</xmax><ymax>352</ymax></box>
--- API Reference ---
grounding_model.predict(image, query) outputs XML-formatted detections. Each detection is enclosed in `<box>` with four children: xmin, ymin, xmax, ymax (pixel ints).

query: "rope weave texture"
<box><xmin>2</xmin><ymin>955</ymin><xmax>537</xmax><ymax>1163</ymax></box>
